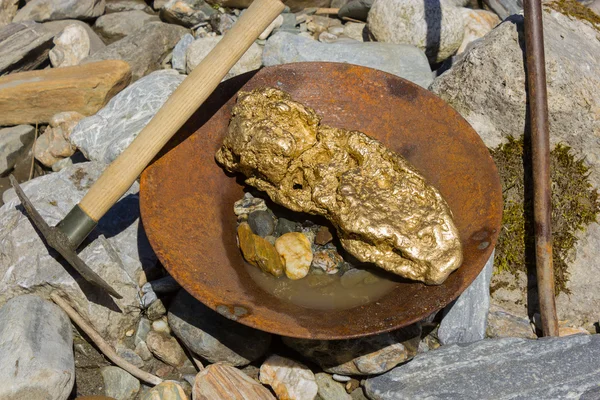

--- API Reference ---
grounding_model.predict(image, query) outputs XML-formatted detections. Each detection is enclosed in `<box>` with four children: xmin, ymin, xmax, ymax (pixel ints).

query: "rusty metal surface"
<box><xmin>140</xmin><ymin>63</ymin><xmax>503</xmax><ymax>339</ymax></box>
<box><xmin>523</xmin><ymin>0</ymin><xmax>559</xmax><ymax>337</ymax></box>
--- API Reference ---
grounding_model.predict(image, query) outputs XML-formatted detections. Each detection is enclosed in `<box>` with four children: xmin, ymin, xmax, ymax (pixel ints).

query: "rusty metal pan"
<box><xmin>140</xmin><ymin>62</ymin><xmax>503</xmax><ymax>340</ymax></box>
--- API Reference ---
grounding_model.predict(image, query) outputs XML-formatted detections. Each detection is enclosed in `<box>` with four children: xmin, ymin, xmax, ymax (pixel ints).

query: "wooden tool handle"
<box><xmin>78</xmin><ymin>0</ymin><xmax>285</xmax><ymax>222</ymax></box>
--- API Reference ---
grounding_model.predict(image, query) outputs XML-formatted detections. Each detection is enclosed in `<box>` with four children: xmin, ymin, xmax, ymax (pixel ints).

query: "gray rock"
<box><xmin>338</xmin><ymin>0</ymin><xmax>372</xmax><ymax>21</ymax></box>
<box><xmin>101</xmin><ymin>366</ymin><xmax>141</xmax><ymax>400</ymax></box>
<box><xmin>282</xmin><ymin>323</ymin><xmax>421</xmax><ymax>375</ymax></box>
<box><xmin>168</xmin><ymin>289</ymin><xmax>272</xmax><ymax>366</ymax></box>
<box><xmin>332</xmin><ymin>374</ymin><xmax>351</xmax><ymax>382</ymax></box>
<box><xmin>259</xmin><ymin>13</ymin><xmax>283</xmax><ymax>40</ymax></box>
<box><xmin>0</xmin><ymin>295</ymin><xmax>74</xmax><ymax>399</ymax></box>
<box><xmin>171</xmin><ymin>32</ymin><xmax>194</xmax><ymax>73</ymax></box>
<box><xmin>135</xmin><ymin>341</ymin><xmax>154</xmax><ymax>361</ymax></box>
<box><xmin>142</xmin><ymin>275</ymin><xmax>181</xmax><ymax>294</ymax></box>
<box><xmin>484</xmin><ymin>0</ymin><xmax>522</xmax><ymax>20</ymax></box>
<box><xmin>49</xmin><ymin>23</ymin><xmax>90</xmax><ymax>67</ymax></box>
<box><xmin>186</xmin><ymin>35</ymin><xmax>262</xmax><ymax>78</ymax></box>
<box><xmin>487</xmin><ymin>304</ymin><xmax>536</xmax><ymax>339</ymax></box>
<box><xmin>0</xmin><ymin>162</ymin><xmax>158</xmax><ymax>344</ymax></box>
<box><xmin>263</xmin><ymin>32</ymin><xmax>433</xmax><ymax>88</ymax></box>
<box><xmin>429</xmin><ymin>10</ymin><xmax>600</xmax><ymax>328</ymax></box>
<box><xmin>70</xmin><ymin>69</ymin><xmax>185</xmax><ymax>164</ymax></box>
<box><xmin>146</xmin><ymin>330</ymin><xmax>187</xmax><ymax>366</ymax></box>
<box><xmin>0</xmin><ymin>125</ymin><xmax>35</xmax><ymax>175</ymax></box>
<box><xmin>248</xmin><ymin>210</ymin><xmax>275</xmax><ymax>237</ymax></box>
<box><xmin>135</xmin><ymin>317</ymin><xmax>152</xmax><ymax>345</ymax></box>
<box><xmin>13</xmin><ymin>0</ymin><xmax>106</xmax><ymax>22</ymax></box>
<box><xmin>160</xmin><ymin>0</ymin><xmax>216</xmax><ymax>28</ymax></box>
<box><xmin>141</xmin><ymin>290</ymin><xmax>158</xmax><ymax>308</ymax></box>
<box><xmin>0</xmin><ymin>0</ymin><xmax>18</xmax><ymax>28</ymax></box>
<box><xmin>43</xmin><ymin>19</ymin><xmax>106</xmax><ymax>55</ymax></box>
<box><xmin>105</xmin><ymin>0</ymin><xmax>154</xmax><ymax>13</ymax></box>
<box><xmin>367</xmin><ymin>0</ymin><xmax>465</xmax><ymax>63</ymax></box>
<box><xmin>438</xmin><ymin>250</ymin><xmax>494</xmax><ymax>345</ymax></box>
<box><xmin>213</xmin><ymin>12</ymin><xmax>237</xmax><ymax>35</ymax></box>
<box><xmin>116</xmin><ymin>345</ymin><xmax>145</xmax><ymax>368</ymax></box>
<box><xmin>274</xmin><ymin>217</ymin><xmax>298</xmax><ymax>236</ymax></box>
<box><xmin>0</xmin><ymin>22</ymin><xmax>55</xmax><ymax>74</ymax></box>
<box><xmin>364</xmin><ymin>334</ymin><xmax>600</xmax><ymax>399</ymax></box>
<box><xmin>316</xmin><ymin>373</ymin><xmax>352</xmax><ymax>400</ymax></box>
<box><xmin>83</xmin><ymin>21</ymin><xmax>189</xmax><ymax>81</ymax></box>
<box><xmin>342</xmin><ymin>22</ymin><xmax>367</xmax><ymax>41</ymax></box>
<box><xmin>93</xmin><ymin>10</ymin><xmax>160</xmax><ymax>44</ymax></box>
<box><xmin>146</xmin><ymin>298</ymin><xmax>167</xmax><ymax>320</ymax></box>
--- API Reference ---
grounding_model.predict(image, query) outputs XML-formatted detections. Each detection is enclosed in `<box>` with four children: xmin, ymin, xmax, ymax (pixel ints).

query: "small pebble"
<box><xmin>248</xmin><ymin>210</ymin><xmax>275</xmax><ymax>237</ymax></box>
<box><xmin>274</xmin><ymin>217</ymin><xmax>298</xmax><ymax>236</ymax></box>
<box><xmin>141</xmin><ymin>291</ymin><xmax>157</xmax><ymax>309</ymax></box>
<box><xmin>319</xmin><ymin>31</ymin><xmax>339</xmax><ymax>43</ymax></box>
<box><xmin>275</xmin><ymin>232</ymin><xmax>313</xmax><ymax>280</ymax></box>
<box><xmin>152</xmin><ymin>318</ymin><xmax>170</xmax><ymax>334</ymax></box>
<box><xmin>315</xmin><ymin>225</ymin><xmax>333</xmax><ymax>245</ymax></box>
<box><xmin>135</xmin><ymin>341</ymin><xmax>153</xmax><ymax>361</ymax></box>
<box><xmin>234</xmin><ymin>193</ymin><xmax>267</xmax><ymax>215</ymax></box>
<box><xmin>333</xmin><ymin>374</ymin><xmax>352</xmax><ymax>382</ymax></box>
<box><xmin>346</xmin><ymin>378</ymin><xmax>360</xmax><ymax>393</ymax></box>
<box><xmin>126</xmin><ymin>329</ymin><xmax>135</xmax><ymax>337</ymax></box>
<box><xmin>146</xmin><ymin>299</ymin><xmax>167</xmax><ymax>320</ymax></box>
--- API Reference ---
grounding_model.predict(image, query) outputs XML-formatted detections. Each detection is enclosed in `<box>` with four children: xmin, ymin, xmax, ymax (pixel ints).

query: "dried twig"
<box><xmin>315</xmin><ymin>7</ymin><xmax>340</xmax><ymax>14</ymax></box>
<box><xmin>50</xmin><ymin>292</ymin><xmax>163</xmax><ymax>386</ymax></box>
<box><xmin>28</xmin><ymin>122</ymin><xmax>38</xmax><ymax>181</ymax></box>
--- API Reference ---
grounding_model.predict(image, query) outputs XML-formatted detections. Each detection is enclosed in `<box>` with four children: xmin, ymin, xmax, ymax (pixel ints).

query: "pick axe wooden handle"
<box><xmin>79</xmin><ymin>0</ymin><xmax>285</xmax><ymax>222</ymax></box>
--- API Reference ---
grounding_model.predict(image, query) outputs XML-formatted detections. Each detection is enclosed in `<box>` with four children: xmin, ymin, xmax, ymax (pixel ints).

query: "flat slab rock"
<box><xmin>0</xmin><ymin>60</ymin><xmax>131</xmax><ymax>125</ymax></box>
<box><xmin>365</xmin><ymin>334</ymin><xmax>600</xmax><ymax>399</ymax></box>
<box><xmin>0</xmin><ymin>295</ymin><xmax>75</xmax><ymax>400</ymax></box>
<box><xmin>0</xmin><ymin>21</ymin><xmax>55</xmax><ymax>74</ymax></box>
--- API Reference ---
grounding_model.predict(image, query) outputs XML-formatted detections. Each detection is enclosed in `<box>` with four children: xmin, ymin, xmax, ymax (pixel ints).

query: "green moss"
<box><xmin>545</xmin><ymin>0</ymin><xmax>600</xmax><ymax>31</ymax></box>
<box><xmin>489</xmin><ymin>136</ymin><xmax>600</xmax><ymax>295</ymax></box>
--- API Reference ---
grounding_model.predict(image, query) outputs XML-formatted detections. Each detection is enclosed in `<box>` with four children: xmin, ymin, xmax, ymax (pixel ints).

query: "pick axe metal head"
<box><xmin>9</xmin><ymin>175</ymin><xmax>122</xmax><ymax>299</ymax></box>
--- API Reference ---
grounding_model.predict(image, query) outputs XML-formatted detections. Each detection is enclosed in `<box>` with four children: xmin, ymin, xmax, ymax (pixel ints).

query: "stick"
<box><xmin>29</xmin><ymin>122</ymin><xmax>38</xmax><ymax>181</ymax></box>
<box><xmin>50</xmin><ymin>292</ymin><xmax>163</xmax><ymax>385</ymax></box>
<box><xmin>315</xmin><ymin>7</ymin><xmax>340</xmax><ymax>14</ymax></box>
<box><xmin>523</xmin><ymin>0</ymin><xmax>559</xmax><ymax>336</ymax></box>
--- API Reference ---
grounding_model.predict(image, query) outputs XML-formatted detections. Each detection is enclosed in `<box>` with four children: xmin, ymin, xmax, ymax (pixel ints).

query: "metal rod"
<box><xmin>523</xmin><ymin>0</ymin><xmax>559</xmax><ymax>337</ymax></box>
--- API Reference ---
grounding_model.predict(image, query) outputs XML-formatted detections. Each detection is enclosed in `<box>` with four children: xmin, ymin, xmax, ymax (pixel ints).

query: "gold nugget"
<box><xmin>217</xmin><ymin>88</ymin><xmax>463</xmax><ymax>285</ymax></box>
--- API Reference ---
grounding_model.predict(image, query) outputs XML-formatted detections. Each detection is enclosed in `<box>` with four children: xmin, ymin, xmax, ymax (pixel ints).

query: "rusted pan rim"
<box><xmin>140</xmin><ymin>62</ymin><xmax>503</xmax><ymax>340</ymax></box>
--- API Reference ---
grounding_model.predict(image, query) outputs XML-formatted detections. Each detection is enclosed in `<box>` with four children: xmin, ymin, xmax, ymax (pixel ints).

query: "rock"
<box><xmin>338</xmin><ymin>0</ymin><xmax>372</xmax><ymax>21</ymax></box>
<box><xmin>282</xmin><ymin>323</ymin><xmax>421</xmax><ymax>375</ymax></box>
<box><xmin>0</xmin><ymin>125</ymin><xmax>35</xmax><ymax>175</ymax></box>
<box><xmin>153</xmin><ymin>319</ymin><xmax>171</xmax><ymax>335</ymax></box>
<box><xmin>430</xmin><ymin>10</ymin><xmax>600</xmax><ymax>327</ymax></box>
<box><xmin>484</xmin><ymin>0</ymin><xmax>522</xmax><ymax>20</ymax></box>
<box><xmin>234</xmin><ymin>193</ymin><xmax>267</xmax><ymax>216</ymax></box>
<box><xmin>367</xmin><ymin>0</ymin><xmax>464</xmax><ymax>63</ymax></box>
<box><xmin>238</xmin><ymin>222</ymin><xmax>285</xmax><ymax>277</ymax></box>
<box><xmin>332</xmin><ymin>374</ymin><xmax>351</xmax><ymax>382</ymax></box>
<box><xmin>49</xmin><ymin>23</ymin><xmax>90</xmax><ymax>67</ymax></box>
<box><xmin>171</xmin><ymin>32</ymin><xmax>194</xmax><ymax>73</ymax></box>
<box><xmin>274</xmin><ymin>217</ymin><xmax>298</xmax><ymax>236</ymax></box>
<box><xmin>263</xmin><ymin>32</ymin><xmax>433</xmax><ymax>88</ymax></box>
<box><xmin>437</xmin><ymin>250</ymin><xmax>494</xmax><ymax>345</ymax></box>
<box><xmin>193</xmin><ymin>363</ymin><xmax>276</xmax><ymax>400</ymax></box>
<box><xmin>259</xmin><ymin>13</ymin><xmax>283</xmax><ymax>40</ymax></box>
<box><xmin>146</xmin><ymin>298</ymin><xmax>167</xmax><ymax>320</ymax></box>
<box><xmin>213</xmin><ymin>12</ymin><xmax>236</xmax><ymax>35</ymax></box>
<box><xmin>342</xmin><ymin>22</ymin><xmax>367</xmax><ymax>41</ymax></box>
<box><xmin>248</xmin><ymin>210</ymin><xmax>275</xmax><ymax>237</ymax></box>
<box><xmin>93</xmin><ymin>10</ymin><xmax>160</xmax><ymax>44</ymax></box>
<box><xmin>589</xmin><ymin>0</ymin><xmax>600</xmax><ymax>14</ymax></box>
<box><xmin>141</xmin><ymin>381</ymin><xmax>188</xmax><ymax>400</ymax></box>
<box><xmin>0</xmin><ymin>60</ymin><xmax>131</xmax><ymax>125</ymax></box>
<box><xmin>146</xmin><ymin>331</ymin><xmax>187</xmax><ymax>367</ymax></box>
<box><xmin>13</xmin><ymin>0</ymin><xmax>106</xmax><ymax>22</ymax></box>
<box><xmin>210</xmin><ymin>0</ymin><xmax>329</xmax><ymax>12</ymax></box>
<box><xmin>311</xmin><ymin>250</ymin><xmax>342</xmax><ymax>274</ymax></box>
<box><xmin>319</xmin><ymin>31</ymin><xmax>338</xmax><ymax>42</ymax></box>
<box><xmin>0</xmin><ymin>0</ymin><xmax>18</xmax><ymax>28</ymax></box>
<box><xmin>486</xmin><ymin>304</ymin><xmax>536</xmax><ymax>339</ymax></box>
<box><xmin>315</xmin><ymin>225</ymin><xmax>333</xmax><ymax>245</ymax></box>
<box><xmin>0</xmin><ymin>22</ymin><xmax>55</xmax><ymax>74</ymax></box>
<box><xmin>105</xmin><ymin>0</ymin><xmax>154</xmax><ymax>13</ymax></box>
<box><xmin>0</xmin><ymin>162</ymin><xmax>158</xmax><ymax>344</ymax></box>
<box><xmin>364</xmin><ymin>334</ymin><xmax>600</xmax><ymax>399</ymax></box>
<box><xmin>83</xmin><ymin>21</ymin><xmax>189</xmax><ymax>81</ymax></box>
<box><xmin>44</xmin><ymin>19</ymin><xmax>107</xmax><ymax>55</ymax></box>
<box><xmin>168</xmin><ymin>289</ymin><xmax>272</xmax><ymax>366</ymax></box>
<box><xmin>275</xmin><ymin>232</ymin><xmax>313</xmax><ymax>280</ymax></box>
<box><xmin>34</xmin><ymin>111</ymin><xmax>84</xmax><ymax>167</ymax></box>
<box><xmin>143</xmin><ymin>275</ymin><xmax>181</xmax><ymax>294</ymax></box>
<box><xmin>116</xmin><ymin>345</ymin><xmax>145</xmax><ymax>367</ymax></box>
<box><xmin>69</xmin><ymin>69</ymin><xmax>184</xmax><ymax>163</ymax></box>
<box><xmin>186</xmin><ymin>35</ymin><xmax>262</xmax><ymax>78</ymax></box>
<box><xmin>135</xmin><ymin>341</ymin><xmax>154</xmax><ymax>361</ymax></box>
<box><xmin>559</xmin><ymin>325</ymin><xmax>590</xmax><ymax>337</ymax></box>
<box><xmin>259</xmin><ymin>355</ymin><xmax>318</xmax><ymax>400</ymax></box>
<box><xmin>315</xmin><ymin>373</ymin><xmax>352</xmax><ymax>400</ymax></box>
<box><xmin>101</xmin><ymin>366</ymin><xmax>141</xmax><ymax>400</ymax></box>
<box><xmin>0</xmin><ymin>295</ymin><xmax>74</xmax><ymax>399</ymax></box>
<box><xmin>135</xmin><ymin>318</ymin><xmax>152</xmax><ymax>345</ymax></box>
<box><xmin>51</xmin><ymin>157</ymin><xmax>73</xmax><ymax>171</ymax></box>
<box><xmin>160</xmin><ymin>0</ymin><xmax>216</xmax><ymax>27</ymax></box>
<box><xmin>457</xmin><ymin>8</ymin><xmax>500</xmax><ymax>54</ymax></box>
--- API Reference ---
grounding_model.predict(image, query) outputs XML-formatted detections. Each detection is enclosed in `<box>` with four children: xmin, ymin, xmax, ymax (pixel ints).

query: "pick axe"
<box><xmin>10</xmin><ymin>0</ymin><xmax>285</xmax><ymax>299</ymax></box>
